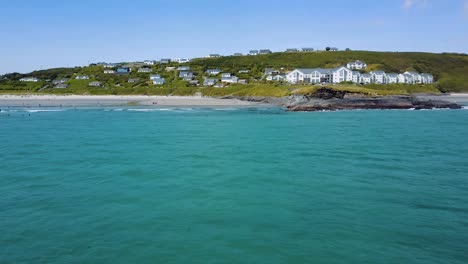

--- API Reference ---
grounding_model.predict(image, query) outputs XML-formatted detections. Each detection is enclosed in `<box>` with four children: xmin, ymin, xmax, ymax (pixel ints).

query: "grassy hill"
<box><xmin>189</xmin><ymin>51</ymin><xmax>468</xmax><ymax>92</ymax></box>
<box><xmin>1</xmin><ymin>50</ymin><xmax>467</xmax><ymax>96</ymax></box>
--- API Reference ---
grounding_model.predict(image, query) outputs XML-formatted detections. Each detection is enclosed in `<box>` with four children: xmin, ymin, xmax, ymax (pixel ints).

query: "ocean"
<box><xmin>1</xmin><ymin>107</ymin><xmax>468</xmax><ymax>263</ymax></box>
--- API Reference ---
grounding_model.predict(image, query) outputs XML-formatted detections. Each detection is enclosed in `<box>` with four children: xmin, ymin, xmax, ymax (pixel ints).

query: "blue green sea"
<box><xmin>1</xmin><ymin>106</ymin><xmax>468</xmax><ymax>263</ymax></box>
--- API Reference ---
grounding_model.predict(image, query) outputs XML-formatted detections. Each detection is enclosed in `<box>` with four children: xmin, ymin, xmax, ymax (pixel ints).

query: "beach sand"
<box><xmin>0</xmin><ymin>95</ymin><xmax>258</xmax><ymax>107</ymax></box>
<box><xmin>417</xmin><ymin>93</ymin><xmax>468</xmax><ymax>104</ymax></box>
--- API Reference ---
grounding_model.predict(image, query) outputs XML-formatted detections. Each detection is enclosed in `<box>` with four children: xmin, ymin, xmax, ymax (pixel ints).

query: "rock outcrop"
<box><xmin>226</xmin><ymin>87</ymin><xmax>463</xmax><ymax>112</ymax></box>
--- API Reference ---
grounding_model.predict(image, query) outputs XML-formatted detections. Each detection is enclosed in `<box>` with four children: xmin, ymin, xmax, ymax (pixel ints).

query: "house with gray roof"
<box><xmin>128</xmin><ymin>78</ymin><xmax>140</xmax><ymax>83</ymax></box>
<box><xmin>385</xmin><ymin>74</ymin><xmax>399</xmax><ymax>84</ymax></box>
<box><xmin>286</xmin><ymin>48</ymin><xmax>299</xmax><ymax>52</ymax></box>
<box><xmin>352</xmin><ymin>71</ymin><xmax>361</xmax><ymax>83</ymax></box>
<box><xmin>347</xmin><ymin>60</ymin><xmax>367</xmax><ymax>70</ymax></box>
<box><xmin>138</xmin><ymin>67</ymin><xmax>153</xmax><ymax>73</ymax></box>
<box><xmin>150</xmin><ymin>74</ymin><xmax>161</xmax><ymax>80</ymax></box>
<box><xmin>89</xmin><ymin>81</ymin><xmax>103</xmax><ymax>87</ymax></box>
<box><xmin>221</xmin><ymin>75</ymin><xmax>239</xmax><ymax>84</ymax></box>
<box><xmin>302</xmin><ymin>48</ymin><xmax>315</xmax><ymax>52</ymax></box>
<box><xmin>177</xmin><ymin>66</ymin><xmax>190</xmax><ymax>71</ymax></box>
<box><xmin>153</xmin><ymin>78</ymin><xmax>166</xmax><ymax>85</ymax></box>
<box><xmin>259</xmin><ymin>49</ymin><xmax>272</xmax><ymax>55</ymax></box>
<box><xmin>371</xmin><ymin>71</ymin><xmax>386</xmax><ymax>84</ymax></box>
<box><xmin>286</xmin><ymin>68</ymin><xmax>331</xmax><ymax>84</ymax></box>
<box><xmin>421</xmin><ymin>73</ymin><xmax>434</xmax><ymax>84</ymax></box>
<box><xmin>206</xmin><ymin>69</ymin><xmax>222</xmax><ymax>75</ymax></box>
<box><xmin>54</xmin><ymin>83</ymin><xmax>69</xmax><ymax>89</ymax></box>
<box><xmin>360</xmin><ymin>74</ymin><xmax>372</xmax><ymax>84</ymax></box>
<box><xmin>52</xmin><ymin>78</ymin><xmax>69</xmax><ymax>85</ymax></box>
<box><xmin>160</xmin><ymin>59</ymin><xmax>171</xmax><ymax>64</ymax></box>
<box><xmin>75</xmin><ymin>75</ymin><xmax>90</xmax><ymax>80</ymax></box>
<box><xmin>249</xmin><ymin>50</ymin><xmax>259</xmax><ymax>56</ymax></box>
<box><xmin>203</xmin><ymin>78</ymin><xmax>217</xmax><ymax>86</ymax></box>
<box><xmin>179</xmin><ymin>71</ymin><xmax>193</xmax><ymax>79</ymax></box>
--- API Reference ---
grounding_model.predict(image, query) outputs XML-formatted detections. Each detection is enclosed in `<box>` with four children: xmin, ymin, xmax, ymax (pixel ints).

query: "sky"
<box><xmin>1</xmin><ymin>0</ymin><xmax>467</xmax><ymax>74</ymax></box>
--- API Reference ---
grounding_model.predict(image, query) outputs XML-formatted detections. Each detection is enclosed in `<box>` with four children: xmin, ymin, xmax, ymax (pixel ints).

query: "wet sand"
<box><xmin>0</xmin><ymin>95</ymin><xmax>259</xmax><ymax>107</ymax></box>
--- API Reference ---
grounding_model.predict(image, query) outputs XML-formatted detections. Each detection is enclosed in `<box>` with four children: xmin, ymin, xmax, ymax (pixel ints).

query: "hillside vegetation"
<box><xmin>1</xmin><ymin>51</ymin><xmax>467</xmax><ymax>96</ymax></box>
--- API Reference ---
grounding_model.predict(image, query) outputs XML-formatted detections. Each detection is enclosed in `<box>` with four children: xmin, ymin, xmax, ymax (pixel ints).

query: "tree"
<box><xmin>326</xmin><ymin>47</ymin><xmax>331</xmax><ymax>51</ymax></box>
<box><xmin>346</xmin><ymin>48</ymin><xmax>351</xmax><ymax>51</ymax></box>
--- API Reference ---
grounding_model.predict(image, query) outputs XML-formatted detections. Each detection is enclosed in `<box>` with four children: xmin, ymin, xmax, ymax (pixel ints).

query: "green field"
<box><xmin>1</xmin><ymin>50</ymin><xmax>467</xmax><ymax>96</ymax></box>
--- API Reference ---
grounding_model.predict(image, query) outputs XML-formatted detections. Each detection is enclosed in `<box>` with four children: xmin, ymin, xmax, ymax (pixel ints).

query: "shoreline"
<box><xmin>0</xmin><ymin>93</ymin><xmax>466</xmax><ymax>110</ymax></box>
<box><xmin>0</xmin><ymin>95</ymin><xmax>261</xmax><ymax>107</ymax></box>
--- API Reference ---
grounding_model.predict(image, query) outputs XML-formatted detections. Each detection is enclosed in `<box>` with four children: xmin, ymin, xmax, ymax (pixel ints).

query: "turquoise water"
<box><xmin>1</xmin><ymin>107</ymin><xmax>468</xmax><ymax>263</ymax></box>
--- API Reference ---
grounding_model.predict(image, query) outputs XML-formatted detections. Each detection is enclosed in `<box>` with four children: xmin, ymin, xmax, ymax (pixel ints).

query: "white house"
<box><xmin>150</xmin><ymin>74</ymin><xmax>161</xmax><ymax>80</ymax></box>
<box><xmin>330</xmin><ymin>67</ymin><xmax>353</xmax><ymax>83</ymax></box>
<box><xmin>144</xmin><ymin>60</ymin><xmax>155</xmax><ymax>65</ymax></box>
<box><xmin>203</xmin><ymin>78</ymin><xmax>217</xmax><ymax>86</ymax></box>
<box><xmin>75</xmin><ymin>75</ymin><xmax>90</xmax><ymax>80</ymax></box>
<box><xmin>346</xmin><ymin>60</ymin><xmax>367</xmax><ymax>70</ymax></box>
<box><xmin>221</xmin><ymin>75</ymin><xmax>239</xmax><ymax>83</ymax></box>
<box><xmin>421</xmin><ymin>73</ymin><xmax>434</xmax><ymax>84</ymax></box>
<box><xmin>398</xmin><ymin>73</ymin><xmax>411</xmax><ymax>84</ymax></box>
<box><xmin>19</xmin><ymin>77</ymin><xmax>39</xmax><ymax>82</ymax></box>
<box><xmin>404</xmin><ymin>71</ymin><xmax>422</xmax><ymax>84</ymax></box>
<box><xmin>352</xmin><ymin>71</ymin><xmax>361</xmax><ymax>83</ymax></box>
<box><xmin>153</xmin><ymin>78</ymin><xmax>166</xmax><ymax>85</ymax></box>
<box><xmin>173</xmin><ymin>58</ymin><xmax>191</xmax><ymax>63</ymax></box>
<box><xmin>249</xmin><ymin>50</ymin><xmax>259</xmax><ymax>56</ymax></box>
<box><xmin>360</xmin><ymin>74</ymin><xmax>372</xmax><ymax>84</ymax></box>
<box><xmin>271</xmin><ymin>75</ymin><xmax>286</xmax><ymax>82</ymax></box>
<box><xmin>88</xmin><ymin>81</ymin><xmax>103</xmax><ymax>87</ymax></box>
<box><xmin>371</xmin><ymin>71</ymin><xmax>386</xmax><ymax>84</ymax></box>
<box><xmin>286</xmin><ymin>68</ymin><xmax>329</xmax><ymax>84</ymax></box>
<box><xmin>104</xmin><ymin>63</ymin><xmax>117</xmax><ymax>68</ymax></box>
<box><xmin>385</xmin><ymin>74</ymin><xmax>399</xmax><ymax>84</ymax></box>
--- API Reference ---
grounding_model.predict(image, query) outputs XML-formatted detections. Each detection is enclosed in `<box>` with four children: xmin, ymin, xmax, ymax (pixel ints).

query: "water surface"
<box><xmin>1</xmin><ymin>107</ymin><xmax>468</xmax><ymax>263</ymax></box>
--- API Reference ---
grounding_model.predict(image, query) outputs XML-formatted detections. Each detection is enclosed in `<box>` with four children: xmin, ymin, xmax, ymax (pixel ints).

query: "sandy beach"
<box><xmin>416</xmin><ymin>93</ymin><xmax>468</xmax><ymax>104</ymax></box>
<box><xmin>0</xmin><ymin>95</ymin><xmax>259</xmax><ymax>107</ymax></box>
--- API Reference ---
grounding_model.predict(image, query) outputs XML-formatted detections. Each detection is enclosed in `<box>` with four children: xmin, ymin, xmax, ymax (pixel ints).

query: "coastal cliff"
<box><xmin>226</xmin><ymin>87</ymin><xmax>463</xmax><ymax>111</ymax></box>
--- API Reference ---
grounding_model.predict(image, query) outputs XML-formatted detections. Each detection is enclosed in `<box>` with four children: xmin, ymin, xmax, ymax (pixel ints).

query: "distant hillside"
<box><xmin>190</xmin><ymin>51</ymin><xmax>468</xmax><ymax>92</ymax></box>
<box><xmin>1</xmin><ymin>50</ymin><xmax>467</xmax><ymax>95</ymax></box>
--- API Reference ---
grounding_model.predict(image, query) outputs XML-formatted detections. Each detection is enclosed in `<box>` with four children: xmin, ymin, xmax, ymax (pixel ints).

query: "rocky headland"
<box><xmin>224</xmin><ymin>87</ymin><xmax>463</xmax><ymax>111</ymax></box>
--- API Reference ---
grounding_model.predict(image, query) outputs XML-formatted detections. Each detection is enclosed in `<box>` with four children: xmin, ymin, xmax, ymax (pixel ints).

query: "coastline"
<box><xmin>0</xmin><ymin>93</ymin><xmax>466</xmax><ymax>110</ymax></box>
<box><xmin>0</xmin><ymin>94</ymin><xmax>260</xmax><ymax>107</ymax></box>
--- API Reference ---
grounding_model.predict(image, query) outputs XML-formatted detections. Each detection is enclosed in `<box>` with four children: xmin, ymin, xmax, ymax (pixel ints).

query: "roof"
<box><xmin>349</xmin><ymin>60</ymin><xmax>366</xmax><ymax>64</ymax></box>
<box><xmin>294</xmin><ymin>68</ymin><xmax>331</xmax><ymax>75</ymax></box>
<box><xmin>372</xmin><ymin>71</ymin><xmax>386</xmax><ymax>75</ymax></box>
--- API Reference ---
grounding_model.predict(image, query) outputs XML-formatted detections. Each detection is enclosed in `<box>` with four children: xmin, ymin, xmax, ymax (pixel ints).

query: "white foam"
<box><xmin>463</xmin><ymin>106</ymin><xmax>468</xmax><ymax>110</ymax></box>
<box><xmin>25</xmin><ymin>109</ymin><xmax>65</xmax><ymax>113</ymax></box>
<box><xmin>128</xmin><ymin>108</ymin><xmax>172</xmax><ymax>112</ymax></box>
<box><xmin>213</xmin><ymin>108</ymin><xmax>237</xmax><ymax>111</ymax></box>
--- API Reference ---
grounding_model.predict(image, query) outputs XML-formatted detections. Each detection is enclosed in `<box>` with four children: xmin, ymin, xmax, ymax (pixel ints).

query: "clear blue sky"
<box><xmin>1</xmin><ymin>0</ymin><xmax>467</xmax><ymax>74</ymax></box>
